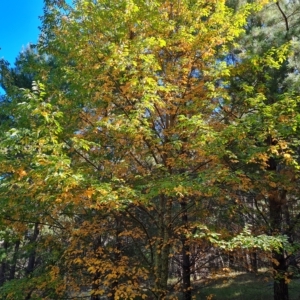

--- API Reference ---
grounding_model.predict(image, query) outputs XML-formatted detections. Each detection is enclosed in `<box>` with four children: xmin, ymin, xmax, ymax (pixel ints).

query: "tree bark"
<box><xmin>0</xmin><ymin>240</ymin><xmax>9</xmax><ymax>286</ymax></box>
<box><xmin>270</xmin><ymin>197</ymin><xmax>289</xmax><ymax>300</ymax></box>
<box><xmin>9</xmin><ymin>239</ymin><xmax>20</xmax><ymax>280</ymax></box>
<box><xmin>181</xmin><ymin>201</ymin><xmax>191</xmax><ymax>300</ymax></box>
<box><xmin>250</xmin><ymin>251</ymin><xmax>258</xmax><ymax>273</ymax></box>
<box><xmin>267</xmin><ymin>156</ymin><xmax>289</xmax><ymax>300</ymax></box>
<box><xmin>25</xmin><ymin>223</ymin><xmax>39</xmax><ymax>275</ymax></box>
<box><xmin>107</xmin><ymin>216</ymin><xmax>121</xmax><ymax>300</ymax></box>
<box><xmin>154</xmin><ymin>195</ymin><xmax>171</xmax><ymax>299</ymax></box>
<box><xmin>91</xmin><ymin>236</ymin><xmax>101</xmax><ymax>300</ymax></box>
<box><xmin>273</xmin><ymin>249</ymin><xmax>289</xmax><ymax>300</ymax></box>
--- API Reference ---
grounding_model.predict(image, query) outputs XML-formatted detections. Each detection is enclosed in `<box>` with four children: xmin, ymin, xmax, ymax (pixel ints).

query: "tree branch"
<box><xmin>276</xmin><ymin>1</ymin><xmax>289</xmax><ymax>32</ymax></box>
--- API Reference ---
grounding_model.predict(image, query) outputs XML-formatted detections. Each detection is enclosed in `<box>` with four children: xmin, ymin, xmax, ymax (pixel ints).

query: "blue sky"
<box><xmin>0</xmin><ymin>1</ymin><xmax>44</xmax><ymax>65</ymax></box>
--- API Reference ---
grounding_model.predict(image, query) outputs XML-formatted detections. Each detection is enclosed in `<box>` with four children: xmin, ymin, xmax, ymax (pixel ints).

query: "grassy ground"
<box><xmin>193</xmin><ymin>271</ymin><xmax>300</xmax><ymax>300</ymax></box>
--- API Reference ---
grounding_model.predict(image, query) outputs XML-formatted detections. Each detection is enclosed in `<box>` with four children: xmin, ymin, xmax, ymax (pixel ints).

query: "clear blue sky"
<box><xmin>0</xmin><ymin>1</ymin><xmax>44</xmax><ymax>66</ymax></box>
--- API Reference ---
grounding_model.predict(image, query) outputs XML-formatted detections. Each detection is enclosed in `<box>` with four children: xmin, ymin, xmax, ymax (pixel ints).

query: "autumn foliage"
<box><xmin>0</xmin><ymin>0</ymin><xmax>300</xmax><ymax>299</ymax></box>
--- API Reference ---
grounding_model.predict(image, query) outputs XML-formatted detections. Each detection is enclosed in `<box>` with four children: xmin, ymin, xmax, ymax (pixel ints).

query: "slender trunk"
<box><xmin>273</xmin><ymin>249</ymin><xmax>289</xmax><ymax>300</ymax></box>
<box><xmin>0</xmin><ymin>240</ymin><xmax>9</xmax><ymax>285</ymax></box>
<box><xmin>267</xmin><ymin>155</ymin><xmax>289</xmax><ymax>300</ymax></box>
<box><xmin>0</xmin><ymin>261</ymin><xmax>6</xmax><ymax>286</ymax></box>
<box><xmin>160</xmin><ymin>239</ymin><xmax>170</xmax><ymax>299</ymax></box>
<box><xmin>191</xmin><ymin>245</ymin><xmax>197</xmax><ymax>281</ymax></box>
<box><xmin>154</xmin><ymin>230</ymin><xmax>163</xmax><ymax>298</ymax></box>
<box><xmin>108</xmin><ymin>216</ymin><xmax>121</xmax><ymax>300</ymax></box>
<box><xmin>154</xmin><ymin>195</ymin><xmax>171</xmax><ymax>299</ymax></box>
<box><xmin>250</xmin><ymin>198</ymin><xmax>258</xmax><ymax>273</ymax></box>
<box><xmin>25</xmin><ymin>223</ymin><xmax>39</xmax><ymax>275</ymax></box>
<box><xmin>250</xmin><ymin>251</ymin><xmax>258</xmax><ymax>273</ymax></box>
<box><xmin>228</xmin><ymin>252</ymin><xmax>235</xmax><ymax>269</ymax></box>
<box><xmin>91</xmin><ymin>236</ymin><xmax>101</xmax><ymax>300</ymax></box>
<box><xmin>9</xmin><ymin>239</ymin><xmax>20</xmax><ymax>280</ymax></box>
<box><xmin>181</xmin><ymin>201</ymin><xmax>191</xmax><ymax>300</ymax></box>
<box><xmin>245</xmin><ymin>251</ymin><xmax>251</xmax><ymax>272</ymax></box>
<box><xmin>270</xmin><ymin>196</ymin><xmax>289</xmax><ymax>300</ymax></box>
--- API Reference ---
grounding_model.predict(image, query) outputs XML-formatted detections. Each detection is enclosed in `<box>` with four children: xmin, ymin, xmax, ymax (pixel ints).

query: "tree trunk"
<box><xmin>250</xmin><ymin>251</ymin><xmax>258</xmax><ymax>273</ymax></box>
<box><xmin>270</xmin><ymin>197</ymin><xmax>289</xmax><ymax>300</ymax></box>
<box><xmin>108</xmin><ymin>216</ymin><xmax>121</xmax><ymax>300</ymax></box>
<box><xmin>181</xmin><ymin>201</ymin><xmax>191</xmax><ymax>300</ymax></box>
<box><xmin>25</xmin><ymin>223</ymin><xmax>39</xmax><ymax>275</ymax></box>
<box><xmin>0</xmin><ymin>261</ymin><xmax>6</xmax><ymax>286</ymax></box>
<box><xmin>267</xmin><ymin>155</ymin><xmax>289</xmax><ymax>300</ymax></box>
<box><xmin>154</xmin><ymin>195</ymin><xmax>171</xmax><ymax>299</ymax></box>
<box><xmin>0</xmin><ymin>240</ymin><xmax>9</xmax><ymax>285</ymax></box>
<box><xmin>273</xmin><ymin>249</ymin><xmax>289</xmax><ymax>300</ymax></box>
<box><xmin>91</xmin><ymin>236</ymin><xmax>101</xmax><ymax>300</ymax></box>
<box><xmin>9</xmin><ymin>239</ymin><xmax>20</xmax><ymax>280</ymax></box>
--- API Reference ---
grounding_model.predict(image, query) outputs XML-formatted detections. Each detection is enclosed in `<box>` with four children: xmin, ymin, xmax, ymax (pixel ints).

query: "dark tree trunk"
<box><xmin>228</xmin><ymin>252</ymin><xmax>235</xmax><ymax>269</ymax></box>
<box><xmin>181</xmin><ymin>201</ymin><xmax>191</xmax><ymax>300</ymax></box>
<box><xmin>108</xmin><ymin>216</ymin><xmax>121</xmax><ymax>300</ymax></box>
<box><xmin>0</xmin><ymin>261</ymin><xmax>6</xmax><ymax>286</ymax></box>
<box><xmin>9</xmin><ymin>239</ymin><xmax>20</xmax><ymax>280</ymax></box>
<box><xmin>0</xmin><ymin>240</ymin><xmax>9</xmax><ymax>285</ymax></box>
<box><xmin>250</xmin><ymin>251</ymin><xmax>258</xmax><ymax>273</ymax></box>
<box><xmin>267</xmin><ymin>155</ymin><xmax>289</xmax><ymax>300</ymax></box>
<box><xmin>25</xmin><ymin>223</ymin><xmax>39</xmax><ymax>275</ymax></box>
<box><xmin>90</xmin><ymin>234</ymin><xmax>101</xmax><ymax>300</ymax></box>
<box><xmin>273</xmin><ymin>249</ymin><xmax>289</xmax><ymax>300</ymax></box>
<box><xmin>153</xmin><ymin>195</ymin><xmax>171</xmax><ymax>299</ymax></box>
<box><xmin>270</xmin><ymin>196</ymin><xmax>289</xmax><ymax>300</ymax></box>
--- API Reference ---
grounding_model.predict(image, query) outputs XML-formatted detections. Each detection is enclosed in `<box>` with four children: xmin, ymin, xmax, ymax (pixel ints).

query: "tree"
<box><xmin>219</xmin><ymin>1</ymin><xmax>300</xmax><ymax>299</ymax></box>
<box><xmin>0</xmin><ymin>0</ymin><xmax>298</xmax><ymax>300</ymax></box>
<box><xmin>38</xmin><ymin>0</ymin><xmax>262</xmax><ymax>298</ymax></box>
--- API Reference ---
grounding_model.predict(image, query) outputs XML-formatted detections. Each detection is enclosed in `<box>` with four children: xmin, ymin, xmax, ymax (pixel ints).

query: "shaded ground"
<box><xmin>193</xmin><ymin>271</ymin><xmax>300</xmax><ymax>300</ymax></box>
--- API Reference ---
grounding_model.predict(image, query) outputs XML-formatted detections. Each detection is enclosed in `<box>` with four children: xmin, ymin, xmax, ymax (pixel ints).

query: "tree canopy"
<box><xmin>1</xmin><ymin>1</ymin><xmax>300</xmax><ymax>300</ymax></box>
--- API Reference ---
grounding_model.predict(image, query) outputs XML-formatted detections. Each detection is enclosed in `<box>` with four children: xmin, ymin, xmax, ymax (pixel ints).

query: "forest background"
<box><xmin>1</xmin><ymin>1</ymin><xmax>300</xmax><ymax>300</ymax></box>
